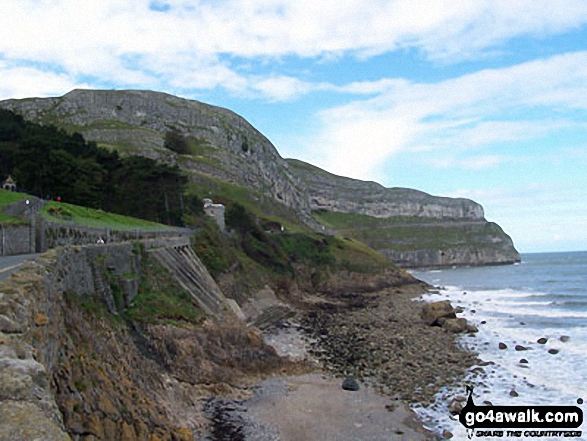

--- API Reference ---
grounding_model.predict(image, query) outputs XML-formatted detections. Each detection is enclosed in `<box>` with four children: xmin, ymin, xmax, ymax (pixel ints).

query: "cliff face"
<box><xmin>287</xmin><ymin>159</ymin><xmax>520</xmax><ymax>267</ymax></box>
<box><xmin>0</xmin><ymin>89</ymin><xmax>311</xmax><ymax>218</ymax></box>
<box><xmin>287</xmin><ymin>159</ymin><xmax>485</xmax><ymax>220</ymax></box>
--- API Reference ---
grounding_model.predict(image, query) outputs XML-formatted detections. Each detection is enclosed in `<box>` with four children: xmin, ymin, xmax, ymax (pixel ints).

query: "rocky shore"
<box><xmin>296</xmin><ymin>285</ymin><xmax>478</xmax><ymax>405</ymax></box>
<box><xmin>200</xmin><ymin>281</ymin><xmax>481</xmax><ymax>440</ymax></box>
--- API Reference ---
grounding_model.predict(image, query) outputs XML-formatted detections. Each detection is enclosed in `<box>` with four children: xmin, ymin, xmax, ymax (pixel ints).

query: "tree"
<box><xmin>164</xmin><ymin>128</ymin><xmax>190</xmax><ymax>154</ymax></box>
<box><xmin>225</xmin><ymin>202</ymin><xmax>258</xmax><ymax>236</ymax></box>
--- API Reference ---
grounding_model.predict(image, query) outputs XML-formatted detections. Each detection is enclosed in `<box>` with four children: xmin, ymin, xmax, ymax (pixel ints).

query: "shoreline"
<box><xmin>417</xmin><ymin>282</ymin><xmax>587</xmax><ymax>439</ymax></box>
<box><xmin>200</xmin><ymin>281</ymin><xmax>481</xmax><ymax>440</ymax></box>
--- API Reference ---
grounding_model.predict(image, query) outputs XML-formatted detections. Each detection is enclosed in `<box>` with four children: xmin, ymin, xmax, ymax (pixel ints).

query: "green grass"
<box><xmin>97</xmin><ymin>141</ymin><xmax>142</xmax><ymax>154</ymax></box>
<box><xmin>64</xmin><ymin>290</ymin><xmax>124</xmax><ymax>327</ymax></box>
<box><xmin>126</xmin><ymin>254</ymin><xmax>204</xmax><ymax>326</ymax></box>
<box><xmin>346</xmin><ymin>222</ymin><xmax>507</xmax><ymax>252</ymax></box>
<box><xmin>312</xmin><ymin>209</ymin><xmax>444</xmax><ymax>230</ymax></box>
<box><xmin>0</xmin><ymin>189</ymin><xmax>29</xmax><ymax>224</ymax></box>
<box><xmin>40</xmin><ymin>201</ymin><xmax>173</xmax><ymax>231</ymax></box>
<box><xmin>0</xmin><ymin>189</ymin><xmax>28</xmax><ymax>207</ymax></box>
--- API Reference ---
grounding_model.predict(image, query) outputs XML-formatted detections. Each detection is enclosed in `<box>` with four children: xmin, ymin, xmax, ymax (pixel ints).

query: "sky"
<box><xmin>1</xmin><ymin>1</ymin><xmax>587</xmax><ymax>253</ymax></box>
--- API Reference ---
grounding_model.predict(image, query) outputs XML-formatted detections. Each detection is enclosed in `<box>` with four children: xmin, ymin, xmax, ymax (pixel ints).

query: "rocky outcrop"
<box><xmin>287</xmin><ymin>159</ymin><xmax>484</xmax><ymax>220</ymax></box>
<box><xmin>382</xmin><ymin>240</ymin><xmax>520</xmax><ymax>268</ymax></box>
<box><xmin>150</xmin><ymin>244</ymin><xmax>231</xmax><ymax>317</ymax></box>
<box><xmin>421</xmin><ymin>300</ymin><xmax>478</xmax><ymax>334</ymax></box>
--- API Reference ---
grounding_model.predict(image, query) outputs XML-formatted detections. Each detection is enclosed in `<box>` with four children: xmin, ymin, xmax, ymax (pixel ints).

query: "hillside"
<box><xmin>0</xmin><ymin>89</ymin><xmax>312</xmax><ymax>222</ymax></box>
<box><xmin>0</xmin><ymin>89</ymin><xmax>520</xmax><ymax>267</ymax></box>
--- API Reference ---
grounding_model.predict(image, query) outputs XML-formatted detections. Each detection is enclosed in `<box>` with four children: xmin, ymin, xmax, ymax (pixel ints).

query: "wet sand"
<box><xmin>246</xmin><ymin>373</ymin><xmax>436</xmax><ymax>441</ymax></box>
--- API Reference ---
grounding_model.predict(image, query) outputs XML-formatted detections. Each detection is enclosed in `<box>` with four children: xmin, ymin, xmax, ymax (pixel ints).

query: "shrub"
<box><xmin>164</xmin><ymin>128</ymin><xmax>190</xmax><ymax>154</ymax></box>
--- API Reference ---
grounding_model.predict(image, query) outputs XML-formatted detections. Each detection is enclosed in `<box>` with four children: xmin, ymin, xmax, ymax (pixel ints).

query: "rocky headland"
<box><xmin>288</xmin><ymin>158</ymin><xmax>520</xmax><ymax>267</ymax></box>
<box><xmin>0</xmin><ymin>89</ymin><xmax>518</xmax><ymax>438</ymax></box>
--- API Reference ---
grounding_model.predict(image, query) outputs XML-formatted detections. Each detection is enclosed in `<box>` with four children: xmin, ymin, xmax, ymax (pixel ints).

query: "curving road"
<box><xmin>0</xmin><ymin>254</ymin><xmax>39</xmax><ymax>282</ymax></box>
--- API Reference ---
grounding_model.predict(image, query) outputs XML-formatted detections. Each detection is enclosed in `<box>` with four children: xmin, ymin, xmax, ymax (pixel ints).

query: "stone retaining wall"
<box><xmin>0</xmin><ymin>238</ymin><xmax>228</xmax><ymax>439</ymax></box>
<box><xmin>0</xmin><ymin>224</ymin><xmax>32</xmax><ymax>255</ymax></box>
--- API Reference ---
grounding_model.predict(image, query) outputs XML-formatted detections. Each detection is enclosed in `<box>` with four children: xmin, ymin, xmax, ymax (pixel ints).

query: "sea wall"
<box><xmin>0</xmin><ymin>243</ymin><xmax>189</xmax><ymax>440</ymax></box>
<box><xmin>0</xmin><ymin>241</ymin><xmax>219</xmax><ymax>440</ymax></box>
<box><xmin>38</xmin><ymin>219</ymin><xmax>193</xmax><ymax>253</ymax></box>
<box><xmin>0</xmin><ymin>245</ymin><xmax>123</xmax><ymax>440</ymax></box>
<box><xmin>0</xmin><ymin>215</ymin><xmax>193</xmax><ymax>256</ymax></box>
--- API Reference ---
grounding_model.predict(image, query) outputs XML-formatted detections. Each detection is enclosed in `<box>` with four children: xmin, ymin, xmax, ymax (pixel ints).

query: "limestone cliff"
<box><xmin>287</xmin><ymin>159</ymin><xmax>520</xmax><ymax>267</ymax></box>
<box><xmin>287</xmin><ymin>159</ymin><xmax>484</xmax><ymax>220</ymax></box>
<box><xmin>0</xmin><ymin>89</ymin><xmax>311</xmax><ymax>218</ymax></box>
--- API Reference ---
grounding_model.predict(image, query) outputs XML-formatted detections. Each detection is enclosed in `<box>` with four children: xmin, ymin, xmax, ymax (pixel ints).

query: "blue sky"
<box><xmin>1</xmin><ymin>1</ymin><xmax>587</xmax><ymax>253</ymax></box>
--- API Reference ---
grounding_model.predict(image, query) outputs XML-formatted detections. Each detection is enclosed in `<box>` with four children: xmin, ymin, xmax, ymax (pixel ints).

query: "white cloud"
<box><xmin>249</xmin><ymin>76</ymin><xmax>327</xmax><ymax>102</ymax></box>
<box><xmin>297</xmin><ymin>51</ymin><xmax>587</xmax><ymax>179</ymax></box>
<box><xmin>2</xmin><ymin>0</ymin><xmax>587</xmax><ymax>101</ymax></box>
<box><xmin>0</xmin><ymin>63</ymin><xmax>88</xmax><ymax>100</ymax></box>
<box><xmin>434</xmin><ymin>154</ymin><xmax>510</xmax><ymax>170</ymax></box>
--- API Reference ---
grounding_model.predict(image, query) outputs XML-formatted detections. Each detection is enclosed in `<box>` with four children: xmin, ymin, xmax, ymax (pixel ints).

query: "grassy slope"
<box><xmin>0</xmin><ymin>189</ymin><xmax>29</xmax><ymax>224</ymax></box>
<box><xmin>312</xmin><ymin>210</ymin><xmax>444</xmax><ymax>230</ymax></box>
<box><xmin>40</xmin><ymin>201</ymin><xmax>172</xmax><ymax>231</ymax></box>
<box><xmin>126</xmin><ymin>250</ymin><xmax>205</xmax><ymax>326</ymax></box>
<box><xmin>188</xmin><ymin>175</ymin><xmax>309</xmax><ymax>233</ymax></box>
<box><xmin>311</xmin><ymin>208</ymin><xmax>508</xmax><ymax>253</ymax></box>
<box><xmin>0</xmin><ymin>189</ymin><xmax>28</xmax><ymax>207</ymax></box>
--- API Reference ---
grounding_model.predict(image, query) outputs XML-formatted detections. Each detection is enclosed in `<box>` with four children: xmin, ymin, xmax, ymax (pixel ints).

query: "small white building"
<box><xmin>203</xmin><ymin>198</ymin><xmax>225</xmax><ymax>231</ymax></box>
<box><xmin>2</xmin><ymin>176</ymin><xmax>16</xmax><ymax>192</ymax></box>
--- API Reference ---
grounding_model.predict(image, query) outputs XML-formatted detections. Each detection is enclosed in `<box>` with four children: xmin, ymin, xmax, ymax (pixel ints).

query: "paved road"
<box><xmin>0</xmin><ymin>254</ymin><xmax>39</xmax><ymax>282</ymax></box>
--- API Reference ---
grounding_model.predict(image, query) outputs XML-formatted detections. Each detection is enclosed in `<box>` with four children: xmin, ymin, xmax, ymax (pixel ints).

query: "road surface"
<box><xmin>0</xmin><ymin>254</ymin><xmax>39</xmax><ymax>282</ymax></box>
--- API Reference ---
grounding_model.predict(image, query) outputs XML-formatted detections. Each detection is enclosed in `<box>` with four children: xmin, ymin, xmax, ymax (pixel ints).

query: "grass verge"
<box><xmin>41</xmin><ymin>201</ymin><xmax>173</xmax><ymax>231</ymax></box>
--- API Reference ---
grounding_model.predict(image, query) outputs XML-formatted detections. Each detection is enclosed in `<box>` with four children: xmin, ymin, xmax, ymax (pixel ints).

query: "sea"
<box><xmin>410</xmin><ymin>251</ymin><xmax>587</xmax><ymax>441</ymax></box>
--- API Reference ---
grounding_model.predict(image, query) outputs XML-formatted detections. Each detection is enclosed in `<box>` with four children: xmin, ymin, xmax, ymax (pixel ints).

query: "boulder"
<box><xmin>342</xmin><ymin>378</ymin><xmax>360</xmax><ymax>391</ymax></box>
<box><xmin>466</xmin><ymin>324</ymin><xmax>479</xmax><ymax>333</ymax></box>
<box><xmin>499</xmin><ymin>342</ymin><xmax>507</xmax><ymax>350</ymax></box>
<box><xmin>448</xmin><ymin>399</ymin><xmax>464</xmax><ymax>415</ymax></box>
<box><xmin>537</xmin><ymin>337</ymin><xmax>548</xmax><ymax>344</ymax></box>
<box><xmin>441</xmin><ymin>318</ymin><xmax>469</xmax><ymax>333</ymax></box>
<box><xmin>421</xmin><ymin>300</ymin><xmax>456</xmax><ymax>326</ymax></box>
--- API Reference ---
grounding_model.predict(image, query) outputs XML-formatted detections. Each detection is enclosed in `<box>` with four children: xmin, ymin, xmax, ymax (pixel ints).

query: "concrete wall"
<box><xmin>203</xmin><ymin>202</ymin><xmax>225</xmax><ymax>231</ymax></box>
